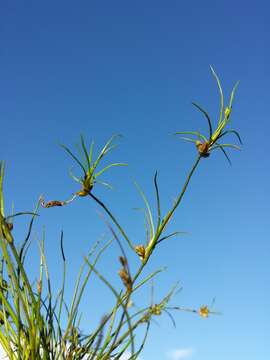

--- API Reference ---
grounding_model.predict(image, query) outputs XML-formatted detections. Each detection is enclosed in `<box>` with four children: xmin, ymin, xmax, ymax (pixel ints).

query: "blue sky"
<box><xmin>0</xmin><ymin>1</ymin><xmax>269</xmax><ymax>359</ymax></box>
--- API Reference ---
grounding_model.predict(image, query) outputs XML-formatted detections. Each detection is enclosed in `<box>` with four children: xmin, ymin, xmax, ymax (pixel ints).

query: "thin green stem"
<box><xmin>89</xmin><ymin>192</ymin><xmax>134</xmax><ymax>250</ymax></box>
<box><xmin>131</xmin><ymin>155</ymin><xmax>201</xmax><ymax>286</ymax></box>
<box><xmin>157</xmin><ymin>155</ymin><xmax>201</xmax><ymax>237</ymax></box>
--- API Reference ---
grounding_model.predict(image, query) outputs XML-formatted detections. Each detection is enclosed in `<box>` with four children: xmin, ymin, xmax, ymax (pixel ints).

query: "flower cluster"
<box><xmin>176</xmin><ymin>66</ymin><xmax>242</xmax><ymax>164</ymax></box>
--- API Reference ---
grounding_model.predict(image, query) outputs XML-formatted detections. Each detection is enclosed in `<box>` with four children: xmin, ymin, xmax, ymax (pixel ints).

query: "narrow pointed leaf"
<box><xmin>96</xmin><ymin>180</ymin><xmax>113</xmax><ymax>190</ymax></box>
<box><xmin>61</xmin><ymin>144</ymin><xmax>87</xmax><ymax>176</ymax></box>
<box><xmin>5</xmin><ymin>212</ymin><xmax>39</xmax><ymax>220</ymax></box>
<box><xmin>95</xmin><ymin>163</ymin><xmax>127</xmax><ymax>178</ymax></box>
<box><xmin>217</xmin><ymin>129</ymin><xmax>243</xmax><ymax>144</ymax></box>
<box><xmin>157</xmin><ymin>231</ymin><xmax>187</xmax><ymax>244</ymax></box>
<box><xmin>0</xmin><ymin>162</ymin><xmax>5</xmax><ymax>215</ymax></box>
<box><xmin>89</xmin><ymin>140</ymin><xmax>95</xmax><ymax>165</ymax></box>
<box><xmin>214</xmin><ymin>143</ymin><xmax>241</xmax><ymax>150</ymax></box>
<box><xmin>192</xmin><ymin>102</ymin><xmax>213</xmax><ymax>139</ymax></box>
<box><xmin>218</xmin><ymin>146</ymin><xmax>232</xmax><ymax>165</ymax></box>
<box><xmin>179</xmin><ymin>137</ymin><xmax>199</xmax><ymax>144</ymax></box>
<box><xmin>229</xmin><ymin>81</ymin><xmax>240</xmax><ymax>108</ymax></box>
<box><xmin>134</xmin><ymin>182</ymin><xmax>155</xmax><ymax>240</ymax></box>
<box><xmin>210</xmin><ymin>65</ymin><xmax>224</xmax><ymax>125</ymax></box>
<box><xmin>80</xmin><ymin>135</ymin><xmax>91</xmax><ymax>172</ymax></box>
<box><xmin>68</xmin><ymin>168</ymin><xmax>82</xmax><ymax>183</ymax></box>
<box><xmin>175</xmin><ymin>131</ymin><xmax>208</xmax><ymax>142</ymax></box>
<box><xmin>154</xmin><ymin>172</ymin><xmax>161</xmax><ymax>229</ymax></box>
<box><xmin>163</xmin><ymin>309</ymin><xmax>176</xmax><ymax>327</ymax></box>
<box><xmin>93</xmin><ymin>135</ymin><xmax>121</xmax><ymax>170</ymax></box>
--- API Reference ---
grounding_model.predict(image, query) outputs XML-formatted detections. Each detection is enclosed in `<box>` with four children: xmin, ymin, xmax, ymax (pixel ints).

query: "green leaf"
<box><xmin>133</xmin><ymin>207</ymin><xmax>152</xmax><ymax>243</ymax></box>
<box><xmin>0</xmin><ymin>162</ymin><xmax>5</xmax><ymax>216</ymax></box>
<box><xmin>93</xmin><ymin>135</ymin><xmax>121</xmax><ymax>171</ymax></box>
<box><xmin>179</xmin><ymin>137</ymin><xmax>199</xmax><ymax>144</ymax></box>
<box><xmin>218</xmin><ymin>146</ymin><xmax>232</xmax><ymax>165</ymax></box>
<box><xmin>213</xmin><ymin>143</ymin><xmax>241</xmax><ymax>150</ymax></box>
<box><xmin>192</xmin><ymin>102</ymin><xmax>213</xmax><ymax>139</ymax></box>
<box><xmin>154</xmin><ymin>172</ymin><xmax>161</xmax><ymax>229</ymax></box>
<box><xmin>61</xmin><ymin>144</ymin><xmax>87</xmax><ymax>177</ymax></box>
<box><xmin>95</xmin><ymin>163</ymin><xmax>127</xmax><ymax>178</ymax></box>
<box><xmin>229</xmin><ymin>81</ymin><xmax>240</xmax><ymax>109</ymax></box>
<box><xmin>157</xmin><ymin>231</ymin><xmax>187</xmax><ymax>244</ymax></box>
<box><xmin>217</xmin><ymin>129</ymin><xmax>243</xmax><ymax>144</ymax></box>
<box><xmin>95</xmin><ymin>180</ymin><xmax>113</xmax><ymax>190</ymax></box>
<box><xmin>89</xmin><ymin>140</ymin><xmax>95</xmax><ymax>165</ymax></box>
<box><xmin>5</xmin><ymin>212</ymin><xmax>39</xmax><ymax>221</ymax></box>
<box><xmin>210</xmin><ymin>65</ymin><xmax>224</xmax><ymax>125</ymax></box>
<box><xmin>134</xmin><ymin>182</ymin><xmax>155</xmax><ymax>240</ymax></box>
<box><xmin>69</xmin><ymin>168</ymin><xmax>83</xmax><ymax>184</ymax></box>
<box><xmin>175</xmin><ymin>131</ymin><xmax>207</xmax><ymax>142</ymax></box>
<box><xmin>80</xmin><ymin>135</ymin><xmax>91</xmax><ymax>172</ymax></box>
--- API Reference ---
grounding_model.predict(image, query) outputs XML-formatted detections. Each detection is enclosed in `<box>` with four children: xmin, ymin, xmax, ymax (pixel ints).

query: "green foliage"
<box><xmin>0</xmin><ymin>68</ymin><xmax>241</xmax><ymax>359</ymax></box>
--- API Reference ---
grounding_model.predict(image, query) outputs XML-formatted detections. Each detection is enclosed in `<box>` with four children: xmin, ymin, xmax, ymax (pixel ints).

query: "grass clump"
<box><xmin>0</xmin><ymin>68</ymin><xmax>241</xmax><ymax>359</ymax></box>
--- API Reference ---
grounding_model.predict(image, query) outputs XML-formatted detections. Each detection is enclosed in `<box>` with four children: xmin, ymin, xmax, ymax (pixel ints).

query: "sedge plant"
<box><xmin>0</xmin><ymin>68</ymin><xmax>241</xmax><ymax>359</ymax></box>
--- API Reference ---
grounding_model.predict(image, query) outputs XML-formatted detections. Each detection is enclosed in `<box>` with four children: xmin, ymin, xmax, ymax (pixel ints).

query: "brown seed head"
<box><xmin>196</xmin><ymin>141</ymin><xmax>210</xmax><ymax>157</ymax></box>
<box><xmin>118</xmin><ymin>268</ymin><xmax>132</xmax><ymax>292</ymax></box>
<box><xmin>150</xmin><ymin>304</ymin><xmax>162</xmax><ymax>316</ymax></box>
<box><xmin>199</xmin><ymin>305</ymin><xmax>210</xmax><ymax>318</ymax></box>
<box><xmin>7</xmin><ymin>222</ymin><xmax>13</xmax><ymax>231</ymax></box>
<box><xmin>135</xmin><ymin>245</ymin><xmax>146</xmax><ymax>260</ymax></box>
<box><xmin>119</xmin><ymin>256</ymin><xmax>128</xmax><ymax>267</ymax></box>
<box><xmin>42</xmin><ymin>200</ymin><xmax>65</xmax><ymax>208</ymax></box>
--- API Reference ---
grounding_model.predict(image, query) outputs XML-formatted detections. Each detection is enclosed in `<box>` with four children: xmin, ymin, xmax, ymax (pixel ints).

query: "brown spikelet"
<box><xmin>118</xmin><ymin>268</ymin><xmax>132</xmax><ymax>292</ymax></box>
<box><xmin>6</xmin><ymin>222</ymin><xmax>13</xmax><ymax>231</ymax></box>
<box><xmin>41</xmin><ymin>200</ymin><xmax>65</xmax><ymax>208</ymax></box>
<box><xmin>196</xmin><ymin>141</ymin><xmax>210</xmax><ymax>157</ymax></box>
<box><xmin>135</xmin><ymin>245</ymin><xmax>146</xmax><ymax>260</ymax></box>
<box><xmin>119</xmin><ymin>256</ymin><xmax>128</xmax><ymax>267</ymax></box>
<box><xmin>199</xmin><ymin>305</ymin><xmax>210</xmax><ymax>318</ymax></box>
<box><xmin>150</xmin><ymin>304</ymin><xmax>162</xmax><ymax>316</ymax></box>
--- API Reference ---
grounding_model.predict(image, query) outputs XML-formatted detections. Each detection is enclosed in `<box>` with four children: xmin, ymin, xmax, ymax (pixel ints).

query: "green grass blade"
<box><xmin>95</xmin><ymin>163</ymin><xmax>127</xmax><ymax>178</ymax></box>
<box><xmin>61</xmin><ymin>144</ymin><xmax>87</xmax><ymax>177</ymax></box>
<box><xmin>154</xmin><ymin>172</ymin><xmax>161</xmax><ymax>229</ymax></box>
<box><xmin>57</xmin><ymin>231</ymin><xmax>66</xmax><ymax>338</ymax></box>
<box><xmin>216</xmin><ymin>146</ymin><xmax>232</xmax><ymax>165</ymax></box>
<box><xmin>157</xmin><ymin>231</ymin><xmax>187</xmax><ymax>244</ymax></box>
<box><xmin>89</xmin><ymin>192</ymin><xmax>134</xmax><ymax>250</ymax></box>
<box><xmin>134</xmin><ymin>182</ymin><xmax>155</xmax><ymax>241</ymax></box>
<box><xmin>192</xmin><ymin>102</ymin><xmax>213</xmax><ymax>139</ymax></box>
<box><xmin>0</xmin><ymin>162</ymin><xmax>5</xmax><ymax>216</ymax></box>
<box><xmin>89</xmin><ymin>140</ymin><xmax>95</xmax><ymax>165</ymax></box>
<box><xmin>179</xmin><ymin>137</ymin><xmax>199</xmax><ymax>144</ymax></box>
<box><xmin>68</xmin><ymin>168</ymin><xmax>82</xmax><ymax>183</ymax></box>
<box><xmin>217</xmin><ymin>129</ymin><xmax>243</xmax><ymax>144</ymax></box>
<box><xmin>95</xmin><ymin>180</ymin><xmax>113</xmax><ymax>190</ymax></box>
<box><xmin>133</xmin><ymin>207</ymin><xmax>151</xmax><ymax>243</ymax></box>
<box><xmin>84</xmin><ymin>260</ymin><xmax>135</xmax><ymax>357</ymax></box>
<box><xmin>210</xmin><ymin>65</ymin><xmax>224</xmax><ymax>125</ymax></box>
<box><xmin>93</xmin><ymin>135</ymin><xmax>120</xmax><ymax>171</ymax></box>
<box><xmin>5</xmin><ymin>212</ymin><xmax>39</xmax><ymax>221</ymax></box>
<box><xmin>175</xmin><ymin>131</ymin><xmax>208</xmax><ymax>142</ymax></box>
<box><xmin>213</xmin><ymin>143</ymin><xmax>241</xmax><ymax>150</ymax></box>
<box><xmin>80</xmin><ymin>135</ymin><xmax>91</xmax><ymax>172</ymax></box>
<box><xmin>63</xmin><ymin>240</ymin><xmax>112</xmax><ymax>343</ymax></box>
<box><xmin>229</xmin><ymin>81</ymin><xmax>240</xmax><ymax>108</ymax></box>
<box><xmin>132</xmin><ymin>267</ymin><xmax>166</xmax><ymax>294</ymax></box>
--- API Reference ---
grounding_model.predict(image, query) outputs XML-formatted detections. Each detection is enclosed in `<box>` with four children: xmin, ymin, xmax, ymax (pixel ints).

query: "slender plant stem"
<box><xmin>89</xmin><ymin>192</ymin><xmax>134</xmax><ymax>250</ymax></box>
<box><xmin>134</xmin><ymin>155</ymin><xmax>202</xmax><ymax>283</ymax></box>
<box><xmin>157</xmin><ymin>155</ymin><xmax>201</xmax><ymax>237</ymax></box>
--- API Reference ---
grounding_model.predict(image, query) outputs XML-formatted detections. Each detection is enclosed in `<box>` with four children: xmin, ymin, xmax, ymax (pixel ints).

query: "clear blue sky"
<box><xmin>0</xmin><ymin>1</ymin><xmax>269</xmax><ymax>359</ymax></box>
